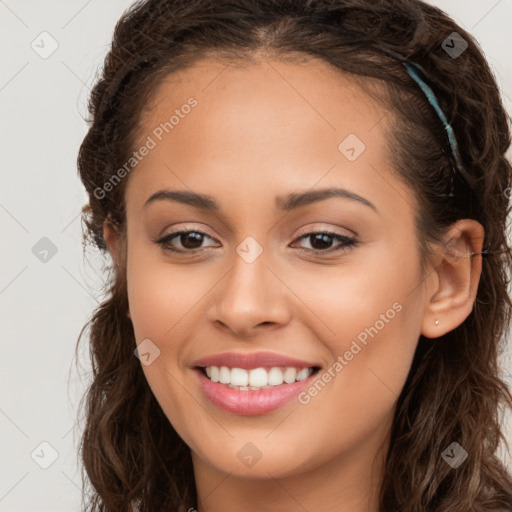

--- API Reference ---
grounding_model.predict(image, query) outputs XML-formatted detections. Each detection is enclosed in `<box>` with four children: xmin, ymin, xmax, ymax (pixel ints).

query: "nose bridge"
<box><xmin>210</xmin><ymin>236</ymin><xmax>290</xmax><ymax>334</ymax></box>
<box><xmin>223</xmin><ymin>240</ymin><xmax>274</xmax><ymax>312</ymax></box>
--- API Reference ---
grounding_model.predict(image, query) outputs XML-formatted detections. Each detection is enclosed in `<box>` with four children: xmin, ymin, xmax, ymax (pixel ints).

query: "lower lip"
<box><xmin>194</xmin><ymin>368</ymin><xmax>318</xmax><ymax>415</ymax></box>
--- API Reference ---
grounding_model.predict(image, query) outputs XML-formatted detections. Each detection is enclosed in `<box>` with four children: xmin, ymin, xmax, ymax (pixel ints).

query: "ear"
<box><xmin>421</xmin><ymin>219</ymin><xmax>484</xmax><ymax>339</ymax></box>
<box><xmin>103</xmin><ymin>218</ymin><xmax>120</xmax><ymax>265</ymax></box>
<box><xmin>103</xmin><ymin>218</ymin><xmax>130</xmax><ymax>318</ymax></box>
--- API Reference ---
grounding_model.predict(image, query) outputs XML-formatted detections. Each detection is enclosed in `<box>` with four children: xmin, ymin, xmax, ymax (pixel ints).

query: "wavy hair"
<box><xmin>74</xmin><ymin>0</ymin><xmax>512</xmax><ymax>510</ymax></box>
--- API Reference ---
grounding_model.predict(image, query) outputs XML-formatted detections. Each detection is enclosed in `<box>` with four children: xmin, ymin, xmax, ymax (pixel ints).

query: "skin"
<box><xmin>104</xmin><ymin>55</ymin><xmax>484</xmax><ymax>512</ymax></box>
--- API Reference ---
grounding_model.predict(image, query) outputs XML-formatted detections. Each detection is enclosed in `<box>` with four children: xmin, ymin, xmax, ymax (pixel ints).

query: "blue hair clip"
<box><xmin>403</xmin><ymin>61</ymin><xmax>464</xmax><ymax>174</ymax></box>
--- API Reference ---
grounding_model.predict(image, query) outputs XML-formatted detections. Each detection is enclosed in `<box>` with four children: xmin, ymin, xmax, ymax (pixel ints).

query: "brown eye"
<box><xmin>292</xmin><ymin>230</ymin><xmax>358</xmax><ymax>254</ymax></box>
<box><xmin>155</xmin><ymin>230</ymin><xmax>218</xmax><ymax>253</ymax></box>
<box><xmin>154</xmin><ymin>228</ymin><xmax>359</xmax><ymax>256</ymax></box>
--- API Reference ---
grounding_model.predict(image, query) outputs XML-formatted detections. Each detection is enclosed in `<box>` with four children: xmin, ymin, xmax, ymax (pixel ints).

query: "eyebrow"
<box><xmin>143</xmin><ymin>187</ymin><xmax>378</xmax><ymax>213</ymax></box>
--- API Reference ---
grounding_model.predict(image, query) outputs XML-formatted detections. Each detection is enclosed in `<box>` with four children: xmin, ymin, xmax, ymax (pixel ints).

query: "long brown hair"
<box><xmin>75</xmin><ymin>1</ymin><xmax>512</xmax><ymax>510</ymax></box>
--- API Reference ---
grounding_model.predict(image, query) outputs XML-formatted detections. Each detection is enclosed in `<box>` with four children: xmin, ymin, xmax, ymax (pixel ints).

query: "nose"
<box><xmin>206</xmin><ymin>247</ymin><xmax>291</xmax><ymax>337</ymax></box>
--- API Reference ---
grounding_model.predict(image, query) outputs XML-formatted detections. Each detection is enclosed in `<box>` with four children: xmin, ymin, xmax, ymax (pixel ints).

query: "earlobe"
<box><xmin>421</xmin><ymin>219</ymin><xmax>484</xmax><ymax>339</ymax></box>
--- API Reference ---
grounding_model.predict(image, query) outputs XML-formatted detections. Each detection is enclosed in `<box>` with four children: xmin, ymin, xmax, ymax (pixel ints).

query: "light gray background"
<box><xmin>1</xmin><ymin>1</ymin><xmax>511</xmax><ymax>511</ymax></box>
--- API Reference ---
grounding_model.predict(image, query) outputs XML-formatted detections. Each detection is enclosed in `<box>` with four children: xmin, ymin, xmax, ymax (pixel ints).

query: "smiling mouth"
<box><xmin>195</xmin><ymin>365</ymin><xmax>321</xmax><ymax>390</ymax></box>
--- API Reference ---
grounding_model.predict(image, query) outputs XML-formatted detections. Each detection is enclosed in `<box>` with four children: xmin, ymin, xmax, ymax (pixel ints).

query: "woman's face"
<box><xmin>120</xmin><ymin>56</ymin><xmax>434</xmax><ymax>480</ymax></box>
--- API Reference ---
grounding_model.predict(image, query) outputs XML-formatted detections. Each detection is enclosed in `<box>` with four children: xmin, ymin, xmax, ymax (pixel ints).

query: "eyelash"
<box><xmin>154</xmin><ymin>228</ymin><xmax>359</xmax><ymax>255</ymax></box>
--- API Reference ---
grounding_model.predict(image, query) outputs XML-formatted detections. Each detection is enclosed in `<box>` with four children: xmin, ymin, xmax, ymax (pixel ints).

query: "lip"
<box><xmin>191</xmin><ymin>351</ymin><xmax>320</xmax><ymax>370</ymax></box>
<box><xmin>193</xmin><ymin>367</ymin><xmax>320</xmax><ymax>415</ymax></box>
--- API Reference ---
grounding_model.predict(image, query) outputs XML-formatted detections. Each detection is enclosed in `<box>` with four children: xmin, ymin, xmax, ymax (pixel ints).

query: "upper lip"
<box><xmin>192</xmin><ymin>351</ymin><xmax>321</xmax><ymax>370</ymax></box>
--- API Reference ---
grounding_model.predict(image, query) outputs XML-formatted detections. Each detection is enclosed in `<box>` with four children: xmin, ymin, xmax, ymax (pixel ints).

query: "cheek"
<box><xmin>126</xmin><ymin>245</ymin><xmax>210</xmax><ymax>344</ymax></box>
<box><xmin>289</xmin><ymin>240</ymin><xmax>422</xmax><ymax>348</ymax></box>
<box><xmin>291</xmin><ymin>298</ymin><xmax>420</xmax><ymax>462</ymax></box>
<box><xmin>126</xmin><ymin>252</ymin><xmax>206</xmax><ymax>444</ymax></box>
<box><xmin>291</xmin><ymin>243</ymin><xmax>423</xmax><ymax>413</ymax></box>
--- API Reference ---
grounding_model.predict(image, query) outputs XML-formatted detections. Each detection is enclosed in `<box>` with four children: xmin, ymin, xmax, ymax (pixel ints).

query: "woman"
<box><xmin>75</xmin><ymin>0</ymin><xmax>512</xmax><ymax>510</ymax></box>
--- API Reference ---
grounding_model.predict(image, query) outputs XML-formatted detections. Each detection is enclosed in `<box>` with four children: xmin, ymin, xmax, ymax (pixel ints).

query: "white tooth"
<box><xmin>249</xmin><ymin>367</ymin><xmax>268</xmax><ymax>387</ymax></box>
<box><xmin>268</xmin><ymin>367</ymin><xmax>284</xmax><ymax>386</ymax></box>
<box><xmin>219</xmin><ymin>366</ymin><xmax>231</xmax><ymax>384</ymax></box>
<box><xmin>231</xmin><ymin>367</ymin><xmax>249</xmax><ymax>386</ymax></box>
<box><xmin>210</xmin><ymin>366</ymin><xmax>219</xmax><ymax>383</ymax></box>
<box><xmin>283</xmin><ymin>367</ymin><xmax>297</xmax><ymax>384</ymax></box>
<box><xmin>296</xmin><ymin>367</ymin><xmax>312</xmax><ymax>381</ymax></box>
<box><xmin>209</xmin><ymin>365</ymin><xmax>313</xmax><ymax>387</ymax></box>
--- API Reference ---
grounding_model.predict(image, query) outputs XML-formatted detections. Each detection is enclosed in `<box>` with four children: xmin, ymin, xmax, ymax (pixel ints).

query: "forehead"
<box><xmin>140</xmin><ymin>55</ymin><xmax>386</xmax><ymax>140</ymax></box>
<box><xmin>124</xmin><ymin>56</ymin><xmax>411</xmax><ymax>221</ymax></box>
